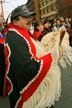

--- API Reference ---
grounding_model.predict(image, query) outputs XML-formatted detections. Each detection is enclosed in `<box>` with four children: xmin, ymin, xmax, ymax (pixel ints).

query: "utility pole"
<box><xmin>0</xmin><ymin>0</ymin><xmax>5</xmax><ymax>22</ymax></box>
<box><xmin>34</xmin><ymin>0</ymin><xmax>40</xmax><ymax>20</ymax></box>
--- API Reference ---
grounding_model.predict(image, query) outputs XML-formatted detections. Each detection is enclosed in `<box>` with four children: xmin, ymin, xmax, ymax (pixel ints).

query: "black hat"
<box><xmin>11</xmin><ymin>5</ymin><xmax>36</xmax><ymax>20</ymax></box>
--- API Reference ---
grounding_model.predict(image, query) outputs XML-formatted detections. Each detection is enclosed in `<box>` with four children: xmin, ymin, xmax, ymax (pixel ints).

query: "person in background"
<box><xmin>0</xmin><ymin>19</ymin><xmax>5</xmax><ymax>96</ymax></box>
<box><xmin>0</xmin><ymin>31</ymin><xmax>4</xmax><ymax>38</ymax></box>
<box><xmin>53</xmin><ymin>19</ymin><xmax>61</xmax><ymax>32</ymax></box>
<box><xmin>66</xmin><ymin>22</ymin><xmax>72</xmax><ymax>46</ymax></box>
<box><xmin>3</xmin><ymin>22</ymin><xmax>10</xmax><ymax>35</ymax></box>
<box><xmin>1</xmin><ymin>5</ymin><xmax>62</xmax><ymax>108</ymax></box>
<box><xmin>0</xmin><ymin>19</ymin><xmax>4</xmax><ymax>33</ymax></box>
<box><xmin>42</xmin><ymin>18</ymin><xmax>52</xmax><ymax>35</ymax></box>
<box><xmin>52</xmin><ymin>19</ymin><xmax>58</xmax><ymax>32</ymax></box>
<box><xmin>0</xmin><ymin>40</ymin><xmax>5</xmax><ymax>96</ymax></box>
<box><xmin>33</xmin><ymin>20</ymin><xmax>44</xmax><ymax>41</ymax></box>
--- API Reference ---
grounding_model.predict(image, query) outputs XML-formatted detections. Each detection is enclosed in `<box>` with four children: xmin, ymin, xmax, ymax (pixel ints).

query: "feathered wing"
<box><xmin>23</xmin><ymin>38</ymin><xmax>61</xmax><ymax>108</ymax></box>
<box><xmin>41</xmin><ymin>31</ymin><xmax>72</xmax><ymax>68</ymax></box>
<box><xmin>59</xmin><ymin>31</ymin><xmax>72</xmax><ymax>68</ymax></box>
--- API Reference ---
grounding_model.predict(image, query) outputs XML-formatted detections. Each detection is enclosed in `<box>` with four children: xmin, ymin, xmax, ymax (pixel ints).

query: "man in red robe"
<box><xmin>0</xmin><ymin>5</ymin><xmax>61</xmax><ymax>108</ymax></box>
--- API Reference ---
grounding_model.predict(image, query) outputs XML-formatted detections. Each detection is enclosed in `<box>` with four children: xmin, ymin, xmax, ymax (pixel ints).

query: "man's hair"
<box><xmin>11</xmin><ymin>16</ymin><xmax>19</xmax><ymax>22</ymax></box>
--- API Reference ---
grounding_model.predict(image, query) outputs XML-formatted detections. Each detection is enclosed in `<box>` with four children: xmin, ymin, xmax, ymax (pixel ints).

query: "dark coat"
<box><xmin>3</xmin><ymin>24</ymin><xmax>52</xmax><ymax>108</ymax></box>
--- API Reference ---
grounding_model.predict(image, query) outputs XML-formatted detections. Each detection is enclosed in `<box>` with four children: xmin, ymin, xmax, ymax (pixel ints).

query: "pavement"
<box><xmin>55</xmin><ymin>63</ymin><xmax>72</xmax><ymax>108</ymax></box>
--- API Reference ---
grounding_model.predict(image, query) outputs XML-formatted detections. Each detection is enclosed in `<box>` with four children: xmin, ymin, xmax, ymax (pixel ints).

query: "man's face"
<box><xmin>14</xmin><ymin>16</ymin><xmax>32</xmax><ymax>31</ymax></box>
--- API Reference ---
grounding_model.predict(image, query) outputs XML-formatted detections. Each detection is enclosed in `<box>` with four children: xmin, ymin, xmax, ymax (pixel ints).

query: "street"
<box><xmin>55</xmin><ymin>63</ymin><xmax>72</xmax><ymax>108</ymax></box>
<box><xmin>0</xmin><ymin>64</ymin><xmax>72</xmax><ymax>108</ymax></box>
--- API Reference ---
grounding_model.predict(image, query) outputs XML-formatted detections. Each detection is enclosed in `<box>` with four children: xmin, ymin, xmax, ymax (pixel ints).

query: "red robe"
<box><xmin>3</xmin><ymin>24</ymin><xmax>52</xmax><ymax>108</ymax></box>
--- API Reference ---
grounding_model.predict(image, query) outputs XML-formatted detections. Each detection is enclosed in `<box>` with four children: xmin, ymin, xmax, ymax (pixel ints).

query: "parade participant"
<box><xmin>2</xmin><ymin>5</ymin><xmax>62</xmax><ymax>108</ymax></box>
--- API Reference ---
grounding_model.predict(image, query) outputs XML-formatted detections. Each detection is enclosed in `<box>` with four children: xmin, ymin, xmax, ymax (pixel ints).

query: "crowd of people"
<box><xmin>32</xmin><ymin>16</ymin><xmax>72</xmax><ymax>46</ymax></box>
<box><xmin>0</xmin><ymin>4</ymin><xmax>72</xmax><ymax>108</ymax></box>
<box><xmin>0</xmin><ymin>13</ymin><xmax>72</xmax><ymax>46</ymax></box>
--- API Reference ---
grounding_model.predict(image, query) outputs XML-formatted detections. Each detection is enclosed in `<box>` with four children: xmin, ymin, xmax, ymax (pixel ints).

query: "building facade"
<box><xmin>56</xmin><ymin>0</ymin><xmax>72</xmax><ymax>17</ymax></box>
<box><xmin>39</xmin><ymin>0</ymin><xmax>58</xmax><ymax>19</ymax></box>
<box><xmin>27</xmin><ymin>0</ymin><xmax>58</xmax><ymax>20</ymax></box>
<box><xmin>27</xmin><ymin>0</ymin><xmax>72</xmax><ymax>20</ymax></box>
